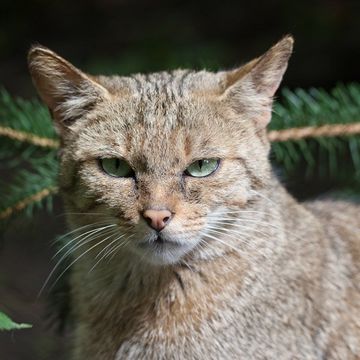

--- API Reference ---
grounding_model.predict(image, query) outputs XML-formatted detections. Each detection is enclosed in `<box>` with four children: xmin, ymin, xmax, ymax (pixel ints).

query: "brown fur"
<box><xmin>28</xmin><ymin>36</ymin><xmax>360</xmax><ymax>359</ymax></box>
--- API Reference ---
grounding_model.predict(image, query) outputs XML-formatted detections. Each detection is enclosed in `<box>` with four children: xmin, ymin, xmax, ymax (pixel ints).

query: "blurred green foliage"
<box><xmin>0</xmin><ymin>312</ymin><xmax>32</xmax><ymax>331</ymax></box>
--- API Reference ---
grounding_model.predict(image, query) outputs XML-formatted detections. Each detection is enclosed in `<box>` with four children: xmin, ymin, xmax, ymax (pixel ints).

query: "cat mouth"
<box><xmin>154</xmin><ymin>235</ymin><xmax>165</xmax><ymax>244</ymax></box>
<box><xmin>135</xmin><ymin>233</ymin><xmax>199</xmax><ymax>265</ymax></box>
<box><xmin>138</xmin><ymin>234</ymin><xmax>182</xmax><ymax>249</ymax></box>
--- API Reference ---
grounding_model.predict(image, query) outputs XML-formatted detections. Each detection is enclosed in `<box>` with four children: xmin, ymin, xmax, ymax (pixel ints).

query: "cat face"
<box><xmin>28</xmin><ymin>37</ymin><xmax>293</xmax><ymax>265</ymax></box>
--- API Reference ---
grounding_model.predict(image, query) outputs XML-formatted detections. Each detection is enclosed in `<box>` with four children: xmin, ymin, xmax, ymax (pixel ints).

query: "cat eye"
<box><xmin>185</xmin><ymin>158</ymin><xmax>220</xmax><ymax>178</ymax></box>
<box><xmin>99</xmin><ymin>158</ymin><xmax>134</xmax><ymax>178</ymax></box>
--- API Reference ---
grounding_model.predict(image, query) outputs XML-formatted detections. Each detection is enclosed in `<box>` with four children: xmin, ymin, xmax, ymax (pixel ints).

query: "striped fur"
<box><xmin>29</xmin><ymin>36</ymin><xmax>360</xmax><ymax>359</ymax></box>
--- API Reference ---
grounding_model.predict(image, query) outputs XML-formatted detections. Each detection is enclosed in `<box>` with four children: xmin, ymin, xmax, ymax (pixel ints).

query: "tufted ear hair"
<box><xmin>28</xmin><ymin>46</ymin><xmax>110</xmax><ymax>136</ymax></box>
<box><xmin>223</xmin><ymin>35</ymin><xmax>294</xmax><ymax>128</ymax></box>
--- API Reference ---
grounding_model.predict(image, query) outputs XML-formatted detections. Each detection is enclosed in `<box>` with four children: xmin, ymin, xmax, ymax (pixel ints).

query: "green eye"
<box><xmin>185</xmin><ymin>159</ymin><xmax>220</xmax><ymax>177</ymax></box>
<box><xmin>99</xmin><ymin>158</ymin><xmax>134</xmax><ymax>178</ymax></box>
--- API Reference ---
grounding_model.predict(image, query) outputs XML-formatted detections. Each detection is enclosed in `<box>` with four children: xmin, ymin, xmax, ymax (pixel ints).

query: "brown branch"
<box><xmin>0</xmin><ymin>186</ymin><xmax>58</xmax><ymax>220</ymax></box>
<box><xmin>0</xmin><ymin>122</ymin><xmax>359</xmax><ymax>220</ymax></box>
<box><xmin>268</xmin><ymin>123</ymin><xmax>360</xmax><ymax>142</ymax></box>
<box><xmin>1</xmin><ymin>122</ymin><xmax>360</xmax><ymax>148</ymax></box>
<box><xmin>0</xmin><ymin>125</ymin><xmax>59</xmax><ymax>148</ymax></box>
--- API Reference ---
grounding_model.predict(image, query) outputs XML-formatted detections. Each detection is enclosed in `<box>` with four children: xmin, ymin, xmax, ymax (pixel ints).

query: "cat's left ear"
<box><xmin>222</xmin><ymin>35</ymin><xmax>294</xmax><ymax>128</ymax></box>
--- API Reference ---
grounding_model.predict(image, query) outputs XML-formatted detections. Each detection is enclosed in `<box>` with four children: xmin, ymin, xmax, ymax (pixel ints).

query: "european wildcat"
<box><xmin>28</xmin><ymin>36</ymin><xmax>360</xmax><ymax>359</ymax></box>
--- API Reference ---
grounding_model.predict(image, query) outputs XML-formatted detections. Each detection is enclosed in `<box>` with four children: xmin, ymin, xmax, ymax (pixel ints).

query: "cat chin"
<box><xmin>132</xmin><ymin>235</ymin><xmax>200</xmax><ymax>266</ymax></box>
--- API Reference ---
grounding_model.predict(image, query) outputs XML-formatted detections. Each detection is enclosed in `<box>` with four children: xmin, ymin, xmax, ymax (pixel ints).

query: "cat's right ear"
<box><xmin>28</xmin><ymin>46</ymin><xmax>110</xmax><ymax>136</ymax></box>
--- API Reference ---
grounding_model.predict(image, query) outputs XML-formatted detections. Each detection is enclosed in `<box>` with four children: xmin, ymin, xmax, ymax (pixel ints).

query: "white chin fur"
<box><xmin>133</xmin><ymin>237</ymin><xmax>199</xmax><ymax>266</ymax></box>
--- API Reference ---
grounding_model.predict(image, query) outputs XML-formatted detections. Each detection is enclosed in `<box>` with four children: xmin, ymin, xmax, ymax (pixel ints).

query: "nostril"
<box><xmin>144</xmin><ymin>216</ymin><xmax>152</xmax><ymax>226</ymax></box>
<box><xmin>163</xmin><ymin>216</ymin><xmax>170</xmax><ymax>223</ymax></box>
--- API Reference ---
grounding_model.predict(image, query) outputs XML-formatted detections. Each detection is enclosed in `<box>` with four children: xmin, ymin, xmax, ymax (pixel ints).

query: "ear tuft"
<box><xmin>28</xmin><ymin>46</ymin><xmax>109</xmax><ymax>136</ymax></box>
<box><xmin>223</xmin><ymin>35</ymin><xmax>294</xmax><ymax>128</ymax></box>
<box><xmin>251</xmin><ymin>35</ymin><xmax>293</xmax><ymax>97</ymax></box>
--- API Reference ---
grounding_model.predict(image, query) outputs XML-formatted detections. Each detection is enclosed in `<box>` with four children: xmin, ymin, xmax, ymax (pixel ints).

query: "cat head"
<box><xmin>28</xmin><ymin>36</ymin><xmax>293</xmax><ymax>266</ymax></box>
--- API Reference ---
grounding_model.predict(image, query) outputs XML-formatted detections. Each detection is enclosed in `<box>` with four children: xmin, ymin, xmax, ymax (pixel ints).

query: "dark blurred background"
<box><xmin>0</xmin><ymin>0</ymin><xmax>359</xmax><ymax>359</ymax></box>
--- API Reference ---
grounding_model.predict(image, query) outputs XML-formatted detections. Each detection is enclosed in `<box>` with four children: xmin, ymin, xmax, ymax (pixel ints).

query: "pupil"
<box><xmin>198</xmin><ymin>160</ymin><xmax>203</xmax><ymax>169</ymax></box>
<box><xmin>115</xmin><ymin>159</ymin><xmax>120</xmax><ymax>168</ymax></box>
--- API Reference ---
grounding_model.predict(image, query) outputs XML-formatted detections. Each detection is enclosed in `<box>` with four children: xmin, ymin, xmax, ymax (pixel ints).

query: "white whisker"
<box><xmin>198</xmin><ymin>231</ymin><xmax>245</xmax><ymax>256</ymax></box>
<box><xmin>51</xmin><ymin>221</ymin><xmax>112</xmax><ymax>245</ymax></box>
<box><xmin>39</xmin><ymin>224</ymin><xmax>117</xmax><ymax>296</ymax></box>
<box><xmin>48</xmin><ymin>235</ymin><xmax>115</xmax><ymax>293</ymax></box>
<box><xmin>53</xmin><ymin>223</ymin><xmax>116</xmax><ymax>259</ymax></box>
<box><xmin>106</xmin><ymin>235</ymin><xmax>135</xmax><ymax>261</ymax></box>
<box><xmin>208</xmin><ymin>222</ymin><xmax>271</xmax><ymax>239</ymax></box>
<box><xmin>87</xmin><ymin>232</ymin><xmax>128</xmax><ymax>273</ymax></box>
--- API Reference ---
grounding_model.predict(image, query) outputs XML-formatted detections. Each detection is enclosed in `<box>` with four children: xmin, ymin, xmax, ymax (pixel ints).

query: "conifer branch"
<box><xmin>268</xmin><ymin>123</ymin><xmax>360</xmax><ymax>142</ymax></box>
<box><xmin>0</xmin><ymin>125</ymin><xmax>59</xmax><ymax>148</ymax></box>
<box><xmin>0</xmin><ymin>186</ymin><xmax>58</xmax><ymax>220</ymax></box>
<box><xmin>0</xmin><ymin>155</ymin><xmax>59</xmax><ymax>222</ymax></box>
<box><xmin>1</xmin><ymin>122</ymin><xmax>360</xmax><ymax>148</ymax></box>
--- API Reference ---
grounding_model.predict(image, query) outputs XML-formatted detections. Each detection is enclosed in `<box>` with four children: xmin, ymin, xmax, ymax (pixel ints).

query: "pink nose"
<box><xmin>142</xmin><ymin>209</ymin><xmax>172</xmax><ymax>231</ymax></box>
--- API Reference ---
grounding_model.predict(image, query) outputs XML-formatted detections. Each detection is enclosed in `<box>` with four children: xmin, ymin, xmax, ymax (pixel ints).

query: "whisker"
<box><xmin>212</xmin><ymin>216</ymin><xmax>285</xmax><ymax>230</ymax></box>
<box><xmin>249</xmin><ymin>190</ymin><xmax>278</xmax><ymax>207</ymax></box>
<box><xmin>198</xmin><ymin>231</ymin><xmax>245</xmax><ymax>256</ymax></box>
<box><xmin>95</xmin><ymin>233</ymin><xmax>127</xmax><ymax>260</ymax></box>
<box><xmin>60</xmin><ymin>227</ymin><xmax>119</xmax><ymax>263</ymax></box>
<box><xmin>50</xmin><ymin>221</ymin><xmax>111</xmax><ymax>246</ymax></box>
<box><xmin>199</xmin><ymin>230</ymin><xmax>267</xmax><ymax>265</ymax></box>
<box><xmin>55</xmin><ymin>212</ymin><xmax>115</xmax><ymax>218</ymax></box>
<box><xmin>199</xmin><ymin>239</ymin><xmax>233</xmax><ymax>266</ymax></box>
<box><xmin>203</xmin><ymin>226</ymin><xmax>258</xmax><ymax>251</ymax></box>
<box><xmin>53</xmin><ymin>224</ymin><xmax>116</xmax><ymax>259</ymax></box>
<box><xmin>48</xmin><ymin>235</ymin><xmax>115</xmax><ymax>293</ymax></box>
<box><xmin>87</xmin><ymin>232</ymin><xmax>128</xmax><ymax>273</ymax></box>
<box><xmin>211</xmin><ymin>217</ymin><xmax>301</xmax><ymax>242</ymax></box>
<box><xmin>207</xmin><ymin>222</ymin><xmax>271</xmax><ymax>239</ymax></box>
<box><xmin>106</xmin><ymin>235</ymin><xmax>135</xmax><ymax>261</ymax></box>
<box><xmin>53</xmin><ymin>219</ymin><xmax>116</xmax><ymax>242</ymax></box>
<box><xmin>39</xmin><ymin>225</ymin><xmax>117</xmax><ymax>296</ymax></box>
<box><xmin>207</xmin><ymin>210</ymin><xmax>269</xmax><ymax>216</ymax></box>
<box><xmin>133</xmin><ymin>243</ymin><xmax>152</xmax><ymax>268</ymax></box>
<box><xmin>179</xmin><ymin>259</ymin><xmax>195</xmax><ymax>272</ymax></box>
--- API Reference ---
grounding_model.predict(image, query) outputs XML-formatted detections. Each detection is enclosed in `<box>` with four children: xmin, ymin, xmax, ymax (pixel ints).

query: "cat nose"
<box><xmin>142</xmin><ymin>209</ymin><xmax>172</xmax><ymax>231</ymax></box>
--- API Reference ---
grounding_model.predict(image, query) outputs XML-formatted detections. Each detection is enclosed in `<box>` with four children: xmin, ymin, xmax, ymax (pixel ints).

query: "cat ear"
<box><xmin>28</xmin><ymin>46</ymin><xmax>110</xmax><ymax>135</ymax></box>
<box><xmin>223</xmin><ymin>35</ymin><xmax>293</xmax><ymax>128</ymax></box>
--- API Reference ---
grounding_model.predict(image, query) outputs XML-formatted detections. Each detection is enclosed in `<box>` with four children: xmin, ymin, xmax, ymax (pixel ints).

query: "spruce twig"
<box><xmin>0</xmin><ymin>155</ymin><xmax>58</xmax><ymax>222</ymax></box>
<box><xmin>270</xmin><ymin>83</ymin><xmax>360</xmax><ymax>182</ymax></box>
<box><xmin>0</xmin><ymin>186</ymin><xmax>58</xmax><ymax>220</ymax></box>
<box><xmin>268</xmin><ymin>123</ymin><xmax>360</xmax><ymax>142</ymax></box>
<box><xmin>0</xmin><ymin>125</ymin><xmax>59</xmax><ymax>148</ymax></box>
